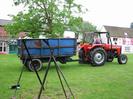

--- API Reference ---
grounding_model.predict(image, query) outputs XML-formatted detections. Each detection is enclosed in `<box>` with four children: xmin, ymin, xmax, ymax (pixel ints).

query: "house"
<box><xmin>0</xmin><ymin>19</ymin><xmax>11</xmax><ymax>54</ymax></box>
<box><xmin>102</xmin><ymin>25</ymin><xmax>133</xmax><ymax>53</ymax></box>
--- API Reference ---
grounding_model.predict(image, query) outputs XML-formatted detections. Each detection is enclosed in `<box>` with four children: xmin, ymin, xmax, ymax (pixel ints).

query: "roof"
<box><xmin>0</xmin><ymin>19</ymin><xmax>12</xmax><ymax>26</ymax></box>
<box><xmin>104</xmin><ymin>25</ymin><xmax>133</xmax><ymax>38</ymax></box>
<box><xmin>0</xmin><ymin>27</ymin><xmax>8</xmax><ymax>37</ymax></box>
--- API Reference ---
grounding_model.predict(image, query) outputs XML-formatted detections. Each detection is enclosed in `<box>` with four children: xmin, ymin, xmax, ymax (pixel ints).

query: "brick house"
<box><xmin>102</xmin><ymin>25</ymin><xmax>133</xmax><ymax>53</ymax></box>
<box><xmin>0</xmin><ymin>19</ymin><xmax>11</xmax><ymax>54</ymax></box>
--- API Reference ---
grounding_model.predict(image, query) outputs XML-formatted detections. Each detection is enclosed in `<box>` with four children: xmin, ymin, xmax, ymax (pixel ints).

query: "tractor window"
<box><xmin>84</xmin><ymin>33</ymin><xmax>94</xmax><ymax>43</ymax></box>
<box><xmin>84</xmin><ymin>33</ymin><xmax>102</xmax><ymax>44</ymax></box>
<box><xmin>93</xmin><ymin>37</ymin><xmax>101</xmax><ymax>44</ymax></box>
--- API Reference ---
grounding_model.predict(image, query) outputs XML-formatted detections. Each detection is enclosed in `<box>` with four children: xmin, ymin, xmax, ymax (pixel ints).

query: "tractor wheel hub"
<box><xmin>94</xmin><ymin>53</ymin><xmax>104</xmax><ymax>63</ymax></box>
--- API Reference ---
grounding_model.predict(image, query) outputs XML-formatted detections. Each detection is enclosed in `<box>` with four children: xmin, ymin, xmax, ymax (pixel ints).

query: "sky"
<box><xmin>0</xmin><ymin>0</ymin><xmax>133</xmax><ymax>29</ymax></box>
<box><xmin>0</xmin><ymin>0</ymin><xmax>23</xmax><ymax>19</ymax></box>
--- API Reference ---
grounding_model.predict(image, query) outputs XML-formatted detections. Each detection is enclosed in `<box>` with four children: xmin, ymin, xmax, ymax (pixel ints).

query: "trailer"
<box><xmin>17</xmin><ymin>38</ymin><xmax>77</xmax><ymax>71</ymax></box>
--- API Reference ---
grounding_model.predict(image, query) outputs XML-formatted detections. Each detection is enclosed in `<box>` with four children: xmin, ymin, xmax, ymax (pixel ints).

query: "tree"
<box><xmin>5</xmin><ymin>0</ymin><xmax>84</xmax><ymax>38</ymax></box>
<box><xmin>72</xmin><ymin>21</ymin><xmax>98</xmax><ymax>39</ymax></box>
<box><xmin>81</xmin><ymin>21</ymin><xmax>97</xmax><ymax>33</ymax></box>
<box><xmin>5</xmin><ymin>12</ymin><xmax>42</xmax><ymax>37</ymax></box>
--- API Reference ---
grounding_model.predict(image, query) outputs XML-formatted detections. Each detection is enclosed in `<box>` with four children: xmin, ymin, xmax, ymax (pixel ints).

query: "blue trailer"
<box><xmin>17</xmin><ymin>38</ymin><xmax>77</xmax><ymax>71</ymax></box>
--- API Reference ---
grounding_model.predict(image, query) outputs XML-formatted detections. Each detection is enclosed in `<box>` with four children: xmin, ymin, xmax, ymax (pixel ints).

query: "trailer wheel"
<box><xmin>27</xmin><ymin>59</ymin><xmax>42</xmax><ymax>71</ymax></box>
<box><xmin>22</xmin><ymin>59</ymin><xmax>28</xmax><ymax>67</ymax></box>
<box><xmin>91</xmin><ymin>48</ymin><xmax>107</xmax><ymax>66</ymax></box>
<box><xmin>59</xmin><ymin>57</ymin><xmax>67</xmax><ymax>64</ymax></box>
<box><xmin>118</xmin><ymin>54</ymin><xmax>128</xmax><ymax>64</ymax></box>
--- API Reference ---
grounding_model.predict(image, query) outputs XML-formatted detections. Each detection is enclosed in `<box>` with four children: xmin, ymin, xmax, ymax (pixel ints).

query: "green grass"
<box><xmin>0</xmin><ymin>54</ymin><xmax>133</xmax><ymax>99</ymax></box>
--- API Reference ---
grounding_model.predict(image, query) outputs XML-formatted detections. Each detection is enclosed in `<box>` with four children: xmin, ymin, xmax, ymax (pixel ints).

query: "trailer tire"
<box><xmin>118</xmin><ymin>54</ymin><xmax>127</xmax><ymax>64</ymax></box>
<box><xmin>22</xmin><ymin>60</ymin><xmax>27</xmax><ymax>67</ymax></box>
<box><xmin>90</xmin><ymin>48</ymin><xmax>107</xmax><ymax>66</ymax></box>
<box><xmin>27</xmin><ymin>59</ymin><xmax>42</xmax><ymax>71</ymax></box>
<box><xmin>59</xmin><ymin>57</ymin><xmax>67</xmax><ymax>64</ymax></box>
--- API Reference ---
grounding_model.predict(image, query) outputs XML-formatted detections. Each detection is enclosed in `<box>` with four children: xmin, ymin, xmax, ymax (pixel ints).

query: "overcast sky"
<box><xmin>0</xmin><ymin>0</ymin><xmax>133</xmax><ymax>29</ymax></box>
<box><xmin>0</xmin><ymin>0</ymin><xmax>23</xmax><ymax>19</ymax></box>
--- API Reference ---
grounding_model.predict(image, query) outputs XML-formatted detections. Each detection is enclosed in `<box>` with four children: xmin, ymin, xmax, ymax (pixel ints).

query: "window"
<box><xmin>113</xmin><ymin>38</ymin><xmax>118</xmax><ymax>41</ymax></box>
<box><xmin>0</xmin><ymin>42</ymin><xmax>2</xmax><ymax>51</ymax></box>
<box><xmin>0</xmin><ymin>42</ymin><xmax>2</xmax><ymax>47</ymax></box>
<box><xmin>113</xmin><ymin>38</ymin><xmax>118</xmax><ymax>44</ymax></box>
<box><xmin>0</xmin><ymin>47</ymin><xmax>2</xmax><ymax>51</ymax></box>
<box><xmin>3</xmin><ymin>42</ymin><xmax>7</xmax><ymax>52</ymax></box>
<box><xmin>0</xmin><ymin>42</ymin><xmax>7</xmax><ymax>52</ymax></box>
<box><xmin>125</xmin><ymin>46</ymin><xmax>130</xmax><ymax>52</ymax></box>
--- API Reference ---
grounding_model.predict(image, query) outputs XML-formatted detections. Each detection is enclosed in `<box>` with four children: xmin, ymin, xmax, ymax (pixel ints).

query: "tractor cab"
<box><xmin>83</xmin><ymin>32</ymin><xmax>111</xmax><ymax>44</ymax></box>
<box><xmin>79</xmin><ymin>32</ymin><xmax>128</xmax><ymax>66</ymax></box>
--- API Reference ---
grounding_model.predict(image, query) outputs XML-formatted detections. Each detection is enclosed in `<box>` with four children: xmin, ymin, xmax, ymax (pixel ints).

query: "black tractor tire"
<box><xmin>27</xmin><ymin>59</ymin><xmax>43</xmax><ymax>72</ymax></box>
<box><xmin>118</xmin><ymin>54</ymin><xmax>128</xmax><ymax>64</ymax></box>
<box><xmin>107</xmin><ymin>57</ymin><xmax>114</xmax><ymax>62</ymax></box>
<box><xmin>90</xmin><ymin>47</ymin><xmax>107</xmax><ymax>66</ymax></box>
<box><xmin>78</xmin><ymin>49</ymin><xmax>85</xmax><ymax>64</ymax></box>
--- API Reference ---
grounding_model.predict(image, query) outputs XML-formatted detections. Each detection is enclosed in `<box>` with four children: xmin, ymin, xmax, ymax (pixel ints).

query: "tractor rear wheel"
<box><xmin>118</xmin><ymin>54</ymin><xmax>128</xmax><ymax>64</ymax></box>
<box><xmin>90</xmin><ymin>48</ymin><xmax>107</xmax><ymax>66</ymax></box>
<box><xmin>79</xmin><ymin>49</ymin><xmax>85</xmax><ymax>63</ymax></box>
<box><xmin>107</xmin><ymin>57</ymin><xmax>114</xmax><ymax>62</ymax></box>
<box><xmin>27</xmin><ymin>59</ymin><xmax>43</xmax><ymax>71</ymax></box>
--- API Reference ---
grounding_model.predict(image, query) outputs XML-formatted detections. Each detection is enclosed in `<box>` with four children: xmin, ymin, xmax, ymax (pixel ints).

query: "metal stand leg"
<box><xmin>11</xmin><ymin>66</ymin><xmax>24</xmax><ymax>89</ymax></box>
<box><xmin>11</xmin><ymin>66</ymin><xmax>24</xmax><ymax>99</ymax></box>
<box><xmin>37</xmin><ymin>50</ymin><xmax>75</xmax><ymax>99</ymax></box>
<box><xmin>37</xmin><ymin>56</ymin><xmax>52</xmax><ymax>99</ymax></box>
<box><xmin>52</xmin><ymin>56</ymin><xmax>75</xmax><ymax>99</ymax></box>
<box><xmin>53</xmin><ymin>56</ymin><xmax>68</xmax><ymax>99</ymax></box>
<box><xmin>22</xmin><ymin>39</ymin><xmax>44</xmax><ymax>90</ymax></box>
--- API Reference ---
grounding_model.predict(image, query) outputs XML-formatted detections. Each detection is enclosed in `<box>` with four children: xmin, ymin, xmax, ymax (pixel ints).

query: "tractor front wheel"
<box><xmin>27</xmin><ymin>59</ymin><xmax>43</xmax><ymax>71</ymax></box>
<box><xmin>90</xmin><ymin>48</ymin><xmax>107</xmax><ymax>66</ymax></box>
<box><xmin>118</xmin><ymin>54</ymin><xmax>128</xmax><ymax>64</ymax></box>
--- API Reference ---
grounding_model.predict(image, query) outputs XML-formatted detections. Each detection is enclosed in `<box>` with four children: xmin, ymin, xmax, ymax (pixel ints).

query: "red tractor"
<box><xmin>78</xmin><ymin>32</ymin><xmax>128</xmax><ymax>66</ymax></box>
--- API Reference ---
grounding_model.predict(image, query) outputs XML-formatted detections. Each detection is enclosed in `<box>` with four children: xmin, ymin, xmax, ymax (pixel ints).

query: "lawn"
<box><xmin>0</xmin><ymin>54</ymin><xmax>133</xmax><ymax>99</ymax></box>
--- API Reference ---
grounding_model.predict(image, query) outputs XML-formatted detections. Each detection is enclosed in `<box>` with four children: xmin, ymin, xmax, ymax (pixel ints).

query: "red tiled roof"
<box><xmin>0</xmin><ymin>26</ymin><xmax>8</xmax><ymax>37</ymax></box>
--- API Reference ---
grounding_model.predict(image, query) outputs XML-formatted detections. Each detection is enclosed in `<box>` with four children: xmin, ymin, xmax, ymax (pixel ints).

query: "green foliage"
<box><xmin>5</xmin><ymin>12</ymin><xmax>42</xmax><ymax>37</ymax></box>
<box><xmin>6</xmin><ymin>0</ymin><xmax>85</xmax><ymax>38</ymax></box>
<box><xmin>81</xmin><ymin>21</ymin><xmax>97</xmax><ymax>33</ymax></box>
<box><xmin>73</xmin><ymin>21</ymin><xmax>98</xmax><ymax>39</ymax></box>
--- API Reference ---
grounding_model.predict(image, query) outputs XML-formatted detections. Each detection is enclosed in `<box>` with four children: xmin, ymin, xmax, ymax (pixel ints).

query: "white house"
<box><xmin>101</xmin><ymin>25</ymin><xmax>133</xmax><ymax>53</ymax></box>
<box><xmin>0</xmin><ymin>19</ymin><xmax>11</xmax><ymax>54</ymax></box>
<box><xmin>63</xmin><ymin>31</ymin><xmax>75</xmax><ymax>38</ymax></box>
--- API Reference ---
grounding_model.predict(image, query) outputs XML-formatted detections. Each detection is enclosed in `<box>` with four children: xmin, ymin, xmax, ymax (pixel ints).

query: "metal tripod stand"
<box><xmin>37</xmin><ymin>39</ymin><xmax>75</xmax><ymax>99</ymax></box>
<box><xmin>11</xmin><ymin>39</ymin><xmax>75</xmax><ymax>99</ymax></box>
